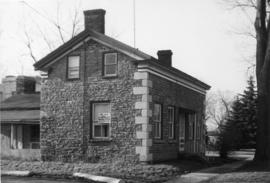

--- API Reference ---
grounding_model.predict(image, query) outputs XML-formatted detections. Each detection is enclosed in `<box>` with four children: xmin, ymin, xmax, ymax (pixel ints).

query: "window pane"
<box><xmin>157</xmin><ymin>123</ymin><xmax>161</xmax><ymax>137</ymax></box>
<box><xmin>105</xmin><ymin>64</ymin><xmax>117</xmax><ymax>76</ymax></box>
<box><xmin>169</xmin><ymin>124</ymin><xmax>172</xmax><ymax>137</ymax></box>
<box><xmin>93</xmin><ymin>103</ymin><xmax>110</xmax><ymax>122</ymax></box>
<box><xmin>68</xmin><ymin>56</ymin><xmax>79</xmax><ymax>67</ymax></box>
<box><xmin>154</xmin><ymin>104</ymin><xmax>161</xmax><ymax>122</ymax></box>
<box><xmin>68</xmin><ymin>56</ymin><xmax>79</xmax><ymax>79</ymax></box>
<box><xmin>94</xmin><ymin>125</ymin><xmax>102</xmax><ymax>137</ymax></box>
<box><xmin>168</xmin><ymin>107</ymin><xmax>174</xmax><ymax>122</ymax></box>
<box><xmin>105</xmin><ymin>53</ymin><xmax>117</xmax><ymax>65</ymax></box>
<box><xmin>102</xmin><ymin>124</ymin><xmax>109</xmax><ymax>137</ymax></box>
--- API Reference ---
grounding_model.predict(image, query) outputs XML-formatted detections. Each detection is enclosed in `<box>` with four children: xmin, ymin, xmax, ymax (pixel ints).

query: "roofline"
<box><xmin>0</xmin><ymin>120</ymin><xmax>40</xmax><ymax>124</ymax></box>
<box><xmin>34</xmin><ymin>30</ymin><xmax>152</xmax><ymax>71</ymax></box>
<box><xmin>133</xmin><ymin>59</ymin><xmax>211</xmax><ymax>94</ymax></box>
<box><xmin>34</xmin><ymin>31</ymin><xmax>89</xmax><ymax>70</ymax></box>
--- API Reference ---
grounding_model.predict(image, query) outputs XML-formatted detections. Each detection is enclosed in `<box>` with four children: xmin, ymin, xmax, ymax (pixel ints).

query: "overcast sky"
<box><xmin>0</xmin><ymin>0</ymin><xmax>255</xmax><ymax>93</ymax></box>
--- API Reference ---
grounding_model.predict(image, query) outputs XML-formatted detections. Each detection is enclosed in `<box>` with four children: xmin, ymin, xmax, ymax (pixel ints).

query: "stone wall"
<box><xmin>148</xmin><ymin>73</ymin><xmax>206</xmax><ymax>161</ymax></box>
<box><xmin>83</xmin><ymin>40</ymin><xmax>139</xmax><ymax>163</ymax></box>
<box><xmin>40</xmin><ymin>44</ymin><xmax>85</xmax><ymax>161</ymax></box>
<box><xmin>41</xmin><ymin>40</ymin><xmax>139</xmax><ymax>163</ymax></box>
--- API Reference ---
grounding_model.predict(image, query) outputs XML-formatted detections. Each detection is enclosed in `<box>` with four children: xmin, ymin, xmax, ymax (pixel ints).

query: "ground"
<box><xmin>201</xmin><ymin>154</ymin><xmax>270</xmax><ymax>183</ymax></box>
<box><xmin>3</xmin><ymin>151</ymin><xmax>268</xmax><ymax>183</ymax></box>
<box><xmin>0</xmin><ymin>158</ymin><xmax>209</xmax><ymax>183</ymax></box>
<box><xmin>204</xmin><ymin>172</ymin><xmax>270</xmax><ymax>183</ymax></box>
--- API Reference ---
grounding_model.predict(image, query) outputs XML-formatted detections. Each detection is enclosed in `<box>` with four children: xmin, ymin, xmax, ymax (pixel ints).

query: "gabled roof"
<box><xmin>34</xmin><ymin>30</ymin><xmax>152</xmax><ymax>70</ymax></box>
<box><xmin>0</xmin><ymin>93</ymin><xmax>40</xmax><ymax>110</ymax></box>
<box><xmin>33</xmin><ymin>29</ymin><xmax>210</xmax><ymax>93</ymax></box>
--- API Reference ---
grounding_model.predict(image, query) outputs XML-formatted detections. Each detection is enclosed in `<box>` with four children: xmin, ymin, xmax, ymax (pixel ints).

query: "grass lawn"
<box><xmin>203</xmin><ymin>161</ymin><xmax>270</xmax><ymax>183</ymax></box>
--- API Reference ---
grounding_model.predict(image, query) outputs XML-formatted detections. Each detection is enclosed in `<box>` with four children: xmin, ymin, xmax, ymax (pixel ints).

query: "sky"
<box><xmin>0</xmin><ymin>0</ymin><xmax>256</xmax><ymax>93</ymax></box>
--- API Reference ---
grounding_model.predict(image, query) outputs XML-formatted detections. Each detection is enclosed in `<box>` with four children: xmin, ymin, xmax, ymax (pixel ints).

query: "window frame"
<box><xmin>153</xmin><ymin>103</ymin><xmax>162</xmax><ymax>139</ymax></box>
<box><xmin>168</xmin><ymin>106</ymin><xmax>175</xmax><ymax>139</ymax></box>
<box><xmin>67</xmin><ymin>55</ymin><xmax>80</xmax><ymax>80</ymax></box>
<box><xmin>91</xmin><ymin>102</ymin><xmax>111</xmax><ymax>139</ymax></box>
<box><xmin>103</xmin><ymin>52</ymin><xmax>118</xmax><ymax>77</ymax></box>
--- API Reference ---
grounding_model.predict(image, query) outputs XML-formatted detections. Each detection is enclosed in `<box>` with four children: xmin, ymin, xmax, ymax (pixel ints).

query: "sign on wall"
<box><xmin>97</xmin><ymin>113</ymin><xmax>111</xmax><ymax>123</ymax></box>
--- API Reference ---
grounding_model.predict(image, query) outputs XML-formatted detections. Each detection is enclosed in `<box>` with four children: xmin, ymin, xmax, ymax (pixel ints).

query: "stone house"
<box><xmin>34</xmin><ymin>9</ymin><xmax>210</xmax><ymax>163</ymax></box>
<box><xmin>0</xmin><ymin>76</ymin><xmax>41</xmax><ymax>160</ymax></box>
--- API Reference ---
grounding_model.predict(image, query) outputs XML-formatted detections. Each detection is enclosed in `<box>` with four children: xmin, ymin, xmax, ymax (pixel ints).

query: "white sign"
<box><xmin>97</xmin><ymin>113</ymin><xmax>111</xmax><ymax>123</ymax></box>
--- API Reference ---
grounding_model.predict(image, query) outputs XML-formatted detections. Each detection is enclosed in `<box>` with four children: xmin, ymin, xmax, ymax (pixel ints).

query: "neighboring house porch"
<box><xmin>1</xmin><ymin>93</ymin><xmax>40</xmax><ymax>160</ymax></box>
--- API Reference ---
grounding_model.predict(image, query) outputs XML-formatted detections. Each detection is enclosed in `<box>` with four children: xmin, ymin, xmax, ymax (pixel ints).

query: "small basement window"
<box><xmin>92</xmin><ymin>103</ymin><xmax>111</xmax><ymax>138</ymax></box>
<box><xmin>103</xmin><ymin>53</ymin><xmax>117</xmax><ymax>77</ymax></box>
<box><xmin>67</xmin><ymin>56</ymin><xmax>80</xmax><ymax>79</ymax></box>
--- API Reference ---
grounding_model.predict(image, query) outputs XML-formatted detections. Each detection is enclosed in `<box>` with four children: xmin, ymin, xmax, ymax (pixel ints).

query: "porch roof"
<box><xmin>0</xmin><ymin>93</ymin><xmax>40</xmax><ymax>110</ymax></box>
<box><xmin>0</xmin><ymin>110</ymin><xmax>40</xmax><ymax>124</ymax></box>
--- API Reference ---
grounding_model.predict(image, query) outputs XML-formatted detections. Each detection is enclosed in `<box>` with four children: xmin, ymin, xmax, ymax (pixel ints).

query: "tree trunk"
<box><xmin>254</xmin><ymin>0</ymin><xmax>270</xmax><ymax>163</ymax></box>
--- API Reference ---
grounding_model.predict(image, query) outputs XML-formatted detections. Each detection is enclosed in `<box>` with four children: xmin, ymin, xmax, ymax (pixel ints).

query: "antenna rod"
<box><xmin>133</xmin><ymin>0</ymin><xmax>136</xmax><ymax>48</ymax></box>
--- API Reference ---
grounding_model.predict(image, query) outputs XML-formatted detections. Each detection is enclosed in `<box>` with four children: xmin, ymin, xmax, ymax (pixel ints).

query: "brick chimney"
<box><xmin>157</xmin><ymin>50</ymin><xmax>173</xmax><ymax>67</ymax></box>
<box><xmin>84</xmin><ymin>9</ymin><xmax>106</xmax><ymax>34</ymax></box>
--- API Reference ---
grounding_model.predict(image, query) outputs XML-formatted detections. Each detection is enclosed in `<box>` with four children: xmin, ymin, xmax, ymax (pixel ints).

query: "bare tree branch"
<box><xmin>206</xmin><ymin>91</ymin><xmax>235</xmax><ymax>131</ymax></box>
<box><xmin>56</xmin><ymin>2</ymin><xmax>65</xmax><ymax>43</ymax></box>
<box><xmin>71</xmin><ymin>7</ymin><xmax>80</xmax><ymax>38</ymax></box>
<box><xmin>32</xmin><ymin>21</ymin><xmax>54</xmax><ymax>51</ymax></box>
<box><xmin>23</xmin><ymin>30</ymin><xmax>38</xmax><ymax>63</ymax></box>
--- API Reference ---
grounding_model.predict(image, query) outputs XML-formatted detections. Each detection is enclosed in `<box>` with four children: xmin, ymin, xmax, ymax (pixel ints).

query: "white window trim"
<box><xmin>168</xmin><ymin>106</ymin><xmax>175</xmax><ymax>139</ymax></box>
<box><xmin>154</xmin><ymin>103</ymin><xmax>162</xmax><ymax>139</ymax></box>
<box><xmin>92</xmin><ymin>103</ymin><xmax>111</xmax><ymax>139</ymax></box>
<box><xmin>104</xmin><ymin>53</ymin><xmax>118</xmax><ymax>77</ymax></box>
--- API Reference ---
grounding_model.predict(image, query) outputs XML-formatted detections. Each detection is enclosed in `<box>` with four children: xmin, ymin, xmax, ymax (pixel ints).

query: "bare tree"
<box><xmin>20</xmin><ymin>1</ymin><xmax>83</xmax><ymax>63</ymax></box>
<box><xmin>205</xmin><ymin>91</ymin><xmax>235</xmax><ymax>132</ymax></box>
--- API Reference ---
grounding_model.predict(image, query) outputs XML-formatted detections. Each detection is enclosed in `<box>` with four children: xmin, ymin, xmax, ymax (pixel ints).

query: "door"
<box><xmin>179</xmin><ymin>112</ymin><xmax>185</xmax><ymax>152</ymax></box>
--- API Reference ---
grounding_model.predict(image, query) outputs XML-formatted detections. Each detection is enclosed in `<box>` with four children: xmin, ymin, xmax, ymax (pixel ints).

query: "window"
<box><xmin>153</xmin><ymin>103</ymin><xmax>162</xmax><ymax>139</ymax></box>
<box><xmin>168</xmin><ymin>106</ymin><xmax>175</xmax><ymax>139</ymax></box>
<box><xmin>103</xmin><ymin>53</ymin><xmax>117</xmax><ymax>76</ymax></box>
<box><xmin>67</xmin><ymin>56</ymin><xmax>80</xmax><ymax>79</ymax></box>
<box><xmin>92</xmin><ymin>103</ymin><xmax>111</xmax><ymax>138</ymax></box>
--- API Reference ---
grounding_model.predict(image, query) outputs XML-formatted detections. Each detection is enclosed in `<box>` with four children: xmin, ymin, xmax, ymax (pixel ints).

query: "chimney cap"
<box><xmin>157</xmin><ymin>50</ymin><xmax>173</xmax><ymax>56</ymax></box>
<box><xmin>83</xmin><ymin>9</ymin><xmax>106</xmax><ymax>15</ymax></box>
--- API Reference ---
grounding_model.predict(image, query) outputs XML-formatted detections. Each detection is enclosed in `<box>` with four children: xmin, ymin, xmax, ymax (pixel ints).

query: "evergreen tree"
<box><xmin>239</xmin><ymin>76</ymin><xmax>257</xmax><ymax>148</ymax></box>
<box><xmin>218</xmin><ymin>96</ymin><xmax>243</xmax><ymax>158</ymax></box>
<box><xmin>218</xmin><ymin>76</ymin><xmax>257</xmax><ymax>158</ymax></box>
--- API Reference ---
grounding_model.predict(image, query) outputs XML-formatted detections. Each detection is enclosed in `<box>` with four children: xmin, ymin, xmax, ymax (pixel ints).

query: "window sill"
<box><xmin>89</xmin><ymin>138</ymin><xmax>112</xmax><ymax>143</ymax></box>
<box><xmin>66</xmin><ymin>78</ymin><xmax>80</xmax><ymax>81</ymax></box>
<box><xmin>168</xmin><ymin>139</ymin><xmax>177</xmax><ymax>144</ymax></box>
<box><xmin>153</xmin><ymin>139</ymin><xmax>165</xmax><ymax>144</ymax></box>
<box><xmin>102</xmin><ymin>75</ymin><xmax>118</xmax><ymax>79</ymax></box>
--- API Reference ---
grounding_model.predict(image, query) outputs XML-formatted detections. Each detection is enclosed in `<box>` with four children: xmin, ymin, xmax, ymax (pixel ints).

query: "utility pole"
<box><xmin>133</xmin><ymin>0</ymin><xmax>136</xmax><ymax>48</ymax></box>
